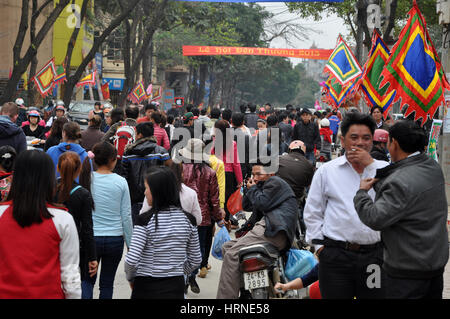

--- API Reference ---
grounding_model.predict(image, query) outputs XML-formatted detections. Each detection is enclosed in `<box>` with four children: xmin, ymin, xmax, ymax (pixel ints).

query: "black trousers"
<box><xmin>224</xmin><ymin>172</ymin><xmax>237</xmax><ymax>221</ymax></box>
<box><xmin>386</xmin><ymin>274</ymin><xmax>444</xmax><ymax>299</ymax></box>
<box><xmin>318</xmin><ymin>245</ymin><xmax>385</xmax><ymax>299</ymax></box>
<box><xmin>131</xmin><ymin>276</ymin><xmax>185</xmax><ymax>299</ymax></box>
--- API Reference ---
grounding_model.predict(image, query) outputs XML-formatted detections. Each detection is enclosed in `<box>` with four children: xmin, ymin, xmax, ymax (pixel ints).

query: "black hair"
<box><xmin>0</xmin><ymin>145</ymin><xmax>17</xmax><ymax>172</ymax></box>
<box><xmin>370</xmin><ymin>106</ymin><xmax>383</xmax><ymax>115</ymax></box>
<box><xmin>192</xmin><ymin>108</ymin><xmax>200</xmax><ymax>117</ymax></box>
<box><xmin>278</xmin><ymin>112</ymin><xmax>288</xmax><ymax>122</ymax></box>
<box><xmin>92</xmin><ymin>142</ymin><xmax>117</xmax><ymax>167</ymax></box>
<box><xmin>210</xmin><ymin>108</ymin><xmax>221</xmax><ymax>119</ymax></box>
<box><xmin>214</xmin><ymin>119</ymin><xmax>233</xmax><ymax>158</ymax></box>
<box><xmin>248</xmin><ymin>104</ymin><xmax>256</xmax><ymax>113</ymax></box>
<box><xmin>49</xmin><ymin>117</ymin><xmax>69</xmax><ymax>139</ymax></box>
<box><xmin>222</xmin><ymin>109</ymin><xmax>232</xmax><ymax>122</ymax></box>
<box><xmin>125</xmin><ymin>105</ymin><xmax>139</xmax><ymax>119</ymax></box>
<box><xmin>7</xmin><ymin>150</ymin><xmax>55</xmax><ymax>228</ymax></box>
<box><xmin>186</xmin><ymin>104</ymin><xmax>194</xmax><ymax>113</ymax></box>
<box><xmin>145</xmin><ymin>103</ymin><xmax>157</xmax><ymax>112</ymax></box>
<box><xmin>239</xmin><ymin>104</ymin><xmax>247</xmax><ymax>113</ymax></box>
<box><xmin>167</xmin><ymin>115</ymin><xmax>174</xmax><ymax>124</ymax></box>
<box><xmin>136</xmin><ymin>122</ymin><xmax>154</xmax><ymax>138</ymax></box>
<box><xmin>340</xmin><ymin>111</ymin><xmax>377</xmax><ymax>137</ymax></box>
<box><xmin>231</xmin><ymin>112</ymin><xmax>245</xmax><ymax>127</ymax></box>
<box><xmin>200</xmin><ymin>109</ymin><xmax>207</xmax><ymax>116</ymax></box>
<box><xmin>151</xmin><ymin>111</ymin><xmax>162</xmax><ymax>124</ymax></box>
<box><xmin>267</xmin><ymin>115</ymin><xmax>278</xmax><ymax>127</ymax></box>
<box><xmin>110</xmin><ymin>107</ymin><xmax>125</xmax><ymax>125</ymax></box>
<box><xmin>63</xmin><ymin>122</ymin><xmax>82</xmax><ymax>141</ymax></box>
<box><xmin>388</xmin><ymin>119</ymin><xmax>427</xmax><ymax>153</ymax></box>
<box><xmin>144</xmin><ymin>166</ymin><xmax>181</xmax><ymax>230</ymax></box>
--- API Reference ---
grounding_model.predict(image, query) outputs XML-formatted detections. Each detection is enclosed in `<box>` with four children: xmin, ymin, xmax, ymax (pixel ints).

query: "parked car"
<box><xmin>67</xmin><ymin>100</ymin><xmax>113</xmax><ymax>128</ymax></box>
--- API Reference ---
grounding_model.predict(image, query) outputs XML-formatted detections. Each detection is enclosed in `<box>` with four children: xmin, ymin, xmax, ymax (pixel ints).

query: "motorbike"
<box><xmin>237</xmin><ymin>209</ymin><xmax>309</xmax><ymax>299</ymax></box>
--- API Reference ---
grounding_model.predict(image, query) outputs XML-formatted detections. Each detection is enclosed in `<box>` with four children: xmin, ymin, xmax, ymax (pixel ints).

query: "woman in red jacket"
<box><xmin>212</xmin><ymin>120</ymin><xmax>243</xmax><ymax>228</ymax></box>
<box><xmin>0</xmin><ymin>150</ymin><xmax>80</xmax><ymax>299</ymax></box>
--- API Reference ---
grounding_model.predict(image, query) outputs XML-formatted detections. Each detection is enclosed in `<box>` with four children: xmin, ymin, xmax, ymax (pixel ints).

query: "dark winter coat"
<box><xmin>0</xmin><ymin>115</ymin><xmax>27</xmax><ymax>154</ymax></box>
<box><xmin>292</xmin><ymin>120</ymin><xmax>321</xmax><ymax>153</ymax></box>
<box><xmin>242</xmin><ymin>176</ymin><xmax>299</xmax><ymax>251</ymax></box>
<box><xmin>354</xmin><ymin>153</ymin><xmax>449</xmax><ymax>279</ymax></box>
<box><xmin>121</xmin><ymin>137</ymin><xmax>170</xmax><ymax>204</ymax></box>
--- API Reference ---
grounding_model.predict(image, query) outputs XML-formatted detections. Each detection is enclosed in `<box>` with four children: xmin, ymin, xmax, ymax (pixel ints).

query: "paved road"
<box><xmin>94</xmin><ymin>226</ymin><xmax>230</xmax><ymax>299</ymax></box>
<box><xmin>92</xmin><ymin>213</ymin><xmax>450</xmax><ymax>299</ymax></box>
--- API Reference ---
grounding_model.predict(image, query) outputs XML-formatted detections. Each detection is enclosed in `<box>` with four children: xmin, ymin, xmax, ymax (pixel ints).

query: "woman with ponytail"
<box><xmin>0</xmin><ymin>146</ymin><xmax>16</xmax><ymax>201</ymax></box>
<box><xmin>47</xmin><ymin>122</ymin><xmax>87</xmax><ymax>181</ymax></box>
<box><xmin>56</xmin><ymin>151</ymin><xmax>97</xmax><ymax>299</ymax></box>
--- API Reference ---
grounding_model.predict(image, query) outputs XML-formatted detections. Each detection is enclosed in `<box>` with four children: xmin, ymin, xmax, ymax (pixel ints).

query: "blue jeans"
<box><xmin>305</xmin><ymin>151</ymin><xmax>316</xmax><ymax>166</ymax></box>
<box><xmin>82</xmin><ymin>236</ymin><xmax>124</xmax><ymax>299</ymax></box>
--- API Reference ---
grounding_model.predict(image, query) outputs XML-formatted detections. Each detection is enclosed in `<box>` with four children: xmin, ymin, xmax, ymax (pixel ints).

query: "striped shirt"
<box><xmin>124</xmin><ymin>207</ymin><xmax>202</xmax><ymax>281</ymax></box>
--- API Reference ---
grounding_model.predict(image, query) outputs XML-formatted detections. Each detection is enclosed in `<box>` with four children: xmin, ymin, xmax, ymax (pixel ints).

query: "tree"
<box><xmin>62</xmin><ymin>0</ymin><xmax>143</xmax><ymax>106</ymax></box>
<box><xmin>287</xmin><ymin>0</ymin><xmax>440</xmax><ymax>63</ymax></box>
<box><xmin>0</xmin><ymin>0</ymin><xmax>71</xmax><ymax>105</ymax></box>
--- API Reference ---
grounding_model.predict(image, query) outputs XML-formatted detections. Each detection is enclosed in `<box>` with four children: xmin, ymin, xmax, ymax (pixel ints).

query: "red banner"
<box><xmin>183</xmin><ymin>45</ymin><xmax>333</xmax><ymax>60</ymax></box>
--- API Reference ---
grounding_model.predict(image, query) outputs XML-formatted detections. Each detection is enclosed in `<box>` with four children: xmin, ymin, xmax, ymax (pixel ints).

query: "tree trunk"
<box><xmin>0</xmin><ymin>0</ymin><xmax>70</xmax><ymax>105</ymax></box>
<box><xmin>195</xmin><ymin>62</ymin><xmax>208</xmax><ymax>106</ymax></box>
<box><xmin>63</xmin><ymin>0</ymin><xmax>143</xmax><ymax>107</ymax></box>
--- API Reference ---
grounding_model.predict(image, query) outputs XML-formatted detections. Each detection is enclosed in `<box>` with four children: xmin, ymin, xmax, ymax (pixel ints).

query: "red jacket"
<box><xmin>182</xmin><ymin>163</ymin><xmax>221</xmax><ymax>226</ymax></box>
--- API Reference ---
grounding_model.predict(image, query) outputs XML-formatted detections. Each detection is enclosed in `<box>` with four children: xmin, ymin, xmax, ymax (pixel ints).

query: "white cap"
<box><xmin>320</xmin><ymin>118</ymin><xmax>330</xmax><ymax>127</ymax></box>
<box><xmin>15</xmin><ymin>98</ymin><xmax>25</xmax><ymax>106</ymax></box>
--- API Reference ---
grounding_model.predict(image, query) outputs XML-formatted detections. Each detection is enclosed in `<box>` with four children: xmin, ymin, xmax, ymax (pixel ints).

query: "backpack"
<box><xmin>113</xmin><ymin>122</ymin><xmax>136</xmax><ymax>159</ymax></box>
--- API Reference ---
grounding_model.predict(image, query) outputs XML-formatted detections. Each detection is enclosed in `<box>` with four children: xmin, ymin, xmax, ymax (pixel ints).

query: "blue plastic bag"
<box><xmin>285</xmin><ymin>249</ymin><xmax>318</xmax><ymax>282</ymax></box>
<box><xmin>211</xmin><ymin>226</ymin><xmax>231</xmax><ymax>260</ymax></box>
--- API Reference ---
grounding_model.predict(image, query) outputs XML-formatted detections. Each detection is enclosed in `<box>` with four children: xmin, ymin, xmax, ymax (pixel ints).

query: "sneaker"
<box><xmin>198</xmin><ymin>267</ymin><xmax>208</xmax><ymax>278</ymax></box>
<box><xmin>189</xmin><ymin>277</ymin><xmax>200</xmax><ymax>294</ymax></box>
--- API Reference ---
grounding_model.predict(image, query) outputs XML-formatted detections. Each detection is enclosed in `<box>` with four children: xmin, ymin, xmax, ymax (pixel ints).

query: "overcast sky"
<box><xmin>258</xmin><ymin>2</ymin><xmax>348</xmax><ymax>65</ymax></box>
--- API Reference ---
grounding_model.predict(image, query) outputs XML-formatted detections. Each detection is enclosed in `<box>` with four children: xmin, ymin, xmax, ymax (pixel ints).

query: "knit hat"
<box><xmin>179</xmin><ymin>138</ymin><xmax>209</xmax><ymax>162</ymax></box>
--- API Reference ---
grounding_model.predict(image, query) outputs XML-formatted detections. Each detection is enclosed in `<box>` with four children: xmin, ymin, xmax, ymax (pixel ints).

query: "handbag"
<box><xmin>226</xmin><ymin>187</ymin><xmax>243</xmax><ymax>215</ymax></box>
<box><xmin>211</xmin><ymin>226</ymin><xmax>231</xmax><ymax>260</ymax></box>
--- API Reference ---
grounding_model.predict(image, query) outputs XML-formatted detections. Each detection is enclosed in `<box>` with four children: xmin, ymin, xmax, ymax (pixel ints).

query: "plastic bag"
<box><xmin>227</xmin><ymin>187</ymin><xmax>243</xmax><ymax>215</ymax></box>
<box><xmin>285</xmin><ymin>249</ymin><xmax>318</xmax><ymax>282</ymax></box>
<box><xmin>211</xmin><ymin>226</ymin><xmax>231</xmax><ymax>260</ymax></box>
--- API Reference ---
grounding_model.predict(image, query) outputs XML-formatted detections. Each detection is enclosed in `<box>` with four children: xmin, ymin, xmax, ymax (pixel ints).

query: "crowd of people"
<box><xmin>0</xmin><ymin>97</ymin><xmax>448</xmax><ymax>300</ymax></box>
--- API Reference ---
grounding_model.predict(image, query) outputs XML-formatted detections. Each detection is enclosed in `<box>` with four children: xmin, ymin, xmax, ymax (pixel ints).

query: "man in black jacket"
<box><xmin>0</xmin><ymin>102</ymin><xmax>27</xmax><ymax>154</ymax></box>
<box><xmin>292</xmin><ymin>108</ymin><xmax>320</xmax><ymax>165</ymax></box>
<box><xmin>122</xmin><ymin>122</ymin><xmax>171</xmax><ymax>225</ymax></box>
<box><xmin>216</xmin><ymin>162</ymin><xmax>298</xmax><ymax>299</ymax></box>
<box><xmin>354</xmin><ymin>120</ymin><xmax>449</xmax><ymax>299</ymax></box>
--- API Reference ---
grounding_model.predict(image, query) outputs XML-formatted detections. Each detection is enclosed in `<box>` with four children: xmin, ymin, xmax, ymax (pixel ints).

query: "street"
<box><xmin>92</xmin><ymin>216</ymin><xmax>450</xmax><ymax>299</ymax></box>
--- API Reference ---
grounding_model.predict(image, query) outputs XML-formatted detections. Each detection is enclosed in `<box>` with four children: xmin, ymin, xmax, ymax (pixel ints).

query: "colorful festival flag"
<box><xmin>379</xmin><ymin>1</ymin><xmax>450</xmax><ymax>124</ymax></box>
<box><xmin>322</xmin><ymin>75</ymin><xmax>359</xmax><ymax>109</ymax></box>
<box><xmin>324</xmin><ymin>35</ymin><xmax>362</xmax><ymax>86</ymax></box>
<box><xmin>151</xmin><ymin>86</ymin><xmax>162</xmax><ymax>102</ymax></box>
<box><xmin>54</xmin><ymin>65</ymin><xmax>67</xmax><ymax>85</ymax></box>
<box><xmin>357</xmin><ymin>30</ymin><xmax>396</xmax><ymax>119</ymax></box>
<box><xmin>76</xmin><ymin>71</ymin><xmax>97</xmax><ymax>88</ymax></box>
<box><xmin>101</xmin><ymin>82</ymin><xmax>110</xmax><ymax>100</ymax></box>
<box><xmin>32</xmin><ymin>58</ymin><xmax>57</xmax><ymax>98</ymax></box>
<box><xmin>128</xmin><ymin>80</ymin><xmax>147</xmax><ymax>104</ymax></box>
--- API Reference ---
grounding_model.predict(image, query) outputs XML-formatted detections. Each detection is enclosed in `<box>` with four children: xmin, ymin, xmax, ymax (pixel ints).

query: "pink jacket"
<box><xmin>153</xmin><ymin>125</ymin><xmax>170</xmax><ymax>151</ymax></box>
<box><xmin>212</xmin><ymin>141</ymin><xmax>243</xmax><ymax>184</ymax></box>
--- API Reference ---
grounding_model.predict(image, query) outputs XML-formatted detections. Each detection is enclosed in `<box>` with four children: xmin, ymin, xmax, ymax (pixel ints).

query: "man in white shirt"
<box><xmin>304</xmin><ymin>111</ymin><xmax>389</xmax><ymax>299</ymax></box>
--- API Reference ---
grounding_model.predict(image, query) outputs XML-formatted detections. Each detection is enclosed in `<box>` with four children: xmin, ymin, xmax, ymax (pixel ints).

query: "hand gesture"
<box><xmin>360</xmin><ymin>178</ymin><xmax>378</xmax><ymax>191</ymax></box>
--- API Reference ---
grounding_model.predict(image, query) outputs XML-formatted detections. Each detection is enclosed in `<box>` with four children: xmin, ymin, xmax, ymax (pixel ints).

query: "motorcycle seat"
<box><xmin>238</xmin><ymin>242</ymin><xmax>280</xmax><ymax>260</ymax></box>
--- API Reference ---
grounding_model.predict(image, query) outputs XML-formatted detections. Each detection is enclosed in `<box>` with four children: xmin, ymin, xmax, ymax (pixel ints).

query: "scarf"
<box><xmin>320</xmin><ymin>127</ymin><xmax>333</xmax><ymax>143</ymax></box>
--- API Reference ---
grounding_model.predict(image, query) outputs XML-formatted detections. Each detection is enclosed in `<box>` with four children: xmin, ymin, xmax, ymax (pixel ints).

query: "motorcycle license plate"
<box><xmin>244</xmin><ymin>270</ymin><xmax>269</xmax><ymax>290</ymax></box>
